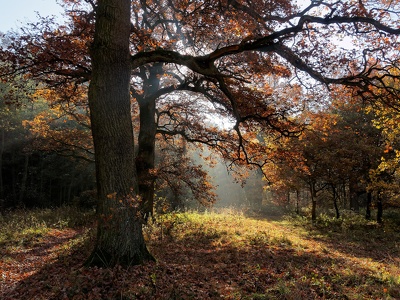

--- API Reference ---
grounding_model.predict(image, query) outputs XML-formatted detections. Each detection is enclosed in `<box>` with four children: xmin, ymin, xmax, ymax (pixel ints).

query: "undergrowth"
<box><xmin>1</xmin><ymin>206</ymin><xmax>399</xmax><ymax>299</ymax></box>
<box><xmin>0</xmin><ymin>206</ymin><xmax>94</xmax><ymax>250</ymax></box>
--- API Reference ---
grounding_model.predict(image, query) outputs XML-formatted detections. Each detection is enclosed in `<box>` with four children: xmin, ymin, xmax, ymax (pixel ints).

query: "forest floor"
<box><xmin>0</xmin><ymin>206</ymin><xmax>399</xmax><ymax>300</ymax></box>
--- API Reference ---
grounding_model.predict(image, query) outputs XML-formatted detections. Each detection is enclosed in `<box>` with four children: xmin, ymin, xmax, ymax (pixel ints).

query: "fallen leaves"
<box><xmin>0</xmin><ymin>209</ymin><xmax>399</xmax><ymax>299</ymax></box>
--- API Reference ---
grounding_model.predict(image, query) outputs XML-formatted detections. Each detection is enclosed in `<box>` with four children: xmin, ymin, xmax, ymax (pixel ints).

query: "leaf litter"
<box><xmin>0</xmin><ymin>210</ymin><xmax>399</xmax><ymax>299</ymax></box>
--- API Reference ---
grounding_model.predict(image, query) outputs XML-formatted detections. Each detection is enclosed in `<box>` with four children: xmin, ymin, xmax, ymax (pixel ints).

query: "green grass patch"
<box><xmin>0</xmin><ymin>206</ymin><xmax>94</xmax><ymax>251</ymax></box>
<box><xmin>1</xmin><ymin>207</ymin><xmax>399</xmax><ymax>299</ymax></box>
<box><xmin>145</xmin><ymin>209</ymin><xmax>400</xmax><ymax>299</ymax></box>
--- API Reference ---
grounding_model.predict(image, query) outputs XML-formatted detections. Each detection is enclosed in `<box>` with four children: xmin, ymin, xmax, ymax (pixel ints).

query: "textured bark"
<box><xmin>136</xmin><ymin>65</ymin><xmax>161</xmax><ymax>220</ymax></box>
<box><xmin>86</xmin><ymin>0</ymin><xmax>153</xmax><ymax>267</ymax></box>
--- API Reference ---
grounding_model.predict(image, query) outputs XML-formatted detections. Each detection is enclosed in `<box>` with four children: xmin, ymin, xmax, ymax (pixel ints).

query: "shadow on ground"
<box><xmin>2</xmin><ymin>219</ymin><xmax>399</xmax><ymax>300</ymax></box>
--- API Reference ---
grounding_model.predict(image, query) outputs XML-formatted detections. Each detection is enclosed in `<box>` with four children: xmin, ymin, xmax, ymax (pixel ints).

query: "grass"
<box><xmin>0</xmin><ymin>206</ymin><xmax>399</xmax><ymax>299</ymax></box>
<box><xmin>0</xmin><ymin>206</ymin><xmax>94</xmax><ymax>250</ymax></box>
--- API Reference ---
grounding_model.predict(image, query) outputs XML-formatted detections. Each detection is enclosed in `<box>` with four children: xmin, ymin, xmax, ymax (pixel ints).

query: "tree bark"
<box><xmin>136</xmin><ymin>65</ymin><xmax>162</xmax><ymax>220</ymax></box>
<box><xmin>86</xmin><ymin>0</ymin><xmax>153</xmax><ymax>267</ymax></box>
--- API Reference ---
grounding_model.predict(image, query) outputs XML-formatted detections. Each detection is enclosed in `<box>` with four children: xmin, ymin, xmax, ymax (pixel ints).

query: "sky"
<box><xmin>0</xmin><ymin>0</ymin><xmax>64</xmax><ymax>33</ymax></box>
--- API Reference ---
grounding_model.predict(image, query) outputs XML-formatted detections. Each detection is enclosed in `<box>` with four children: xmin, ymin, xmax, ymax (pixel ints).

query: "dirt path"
<box><xmin>0</xmin><ymin>228</ymin><xmax>83</xmax><ymax>297</ymax></box>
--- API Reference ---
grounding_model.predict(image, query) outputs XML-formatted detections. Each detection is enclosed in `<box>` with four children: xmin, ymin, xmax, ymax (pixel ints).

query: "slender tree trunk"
<box><xmin>310</xmin><ymin>182</ymin><xmax>317</xmax><ymax>223</ymax></box>
<box><xmin>86</xmin><ymin>0</ymin><xmax>153</xmax><ymax>267</ymax></box>
<box><xmin>342</xmin><ymin>180</ymin><xmax>347</xmax><ymax>209</ymax></box>
<box><xmin>365</xmin><ymin>191</ymin><xmax>372</xmax><ymax>220</ymax></box>
<box><xmin>377</xmin><ymin>192</ymin><xmax>383</xmax><ymax>224</ymax></box>
<box><xmin>136</xmin><ymin>65</ymin><xmax>162</xmax><ymax>220</ymax></box>
<box><xmin>332</xmin><ymin>184</ymin><xmax>340</xmax><ymax>219</ymax></box>
<box><xmin>349</xmin><ymin>180</ymin><xmax>359</xmax><ymax>212</ymax></box>
<box><xmin>295</xmin><ymin>189</ymin><xmax>300</xmax><ymax>215</ymax></box>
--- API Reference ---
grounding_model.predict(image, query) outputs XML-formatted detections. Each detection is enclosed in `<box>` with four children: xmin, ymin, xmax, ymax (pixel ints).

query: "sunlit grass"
<box><xmin>0</xmin><ymin>206</ymin><xmax>94</xmax><ymax>252</ymax></box>
<box><xmin>146</xmin><ymin>208</ymin><xmax>400</xmax><ymax>299</ymax></box>
<box><xmin>1</xmin><ymin>206</ymin><xmax>399</xmax><ymax>299</ymax></box>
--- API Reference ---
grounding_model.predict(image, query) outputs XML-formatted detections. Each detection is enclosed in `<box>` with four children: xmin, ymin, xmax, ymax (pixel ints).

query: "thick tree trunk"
<box><xmin>136</xmin><ymin>65</ymin><xmax>161</xmax><ymax>220</ymax></box>
<box><xmin>86</xmin><ymin>0</ymin><xmax>153</xmax><ymax>267</ymax></box>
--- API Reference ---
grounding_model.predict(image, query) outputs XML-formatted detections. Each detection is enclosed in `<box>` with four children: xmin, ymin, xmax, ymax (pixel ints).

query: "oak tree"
<box><xmin>1</xmin><ymin>0</ymin><xmax>400</xmax><ymax>266</ymax></box>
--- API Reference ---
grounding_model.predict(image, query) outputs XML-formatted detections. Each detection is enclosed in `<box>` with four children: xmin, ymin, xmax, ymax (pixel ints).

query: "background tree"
<box><xmin>0</xmin><ymin>76</ymin><xmax>94</xmax><ymax>208</ymax></box>
<box><xmin>367</xmin><ymin>104</ymin><xmax>400</xmax><ymax>222</ymax></box>
<box><xmin>263</xmin><ymin>92</ymin><xmax>391</xmax><ymax>221</ymax></box>
<box><xmin>155</xmin><ymin>138</ymin><xmax>217</xmax><ymax>211</ymax></box>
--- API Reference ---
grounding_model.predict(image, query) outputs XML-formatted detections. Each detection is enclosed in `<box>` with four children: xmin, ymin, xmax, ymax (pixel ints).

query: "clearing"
<box><xmin>0</xmin><ymin>207</ymin><xmax>399</xmax><ymax>299</ymax></box>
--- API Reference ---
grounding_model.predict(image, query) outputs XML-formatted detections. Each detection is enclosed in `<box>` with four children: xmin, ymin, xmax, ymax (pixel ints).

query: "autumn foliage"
<box><xmin>1</xmin><ymin>0</ymin><xmax>400</xmax><ymax>267</ymax></box>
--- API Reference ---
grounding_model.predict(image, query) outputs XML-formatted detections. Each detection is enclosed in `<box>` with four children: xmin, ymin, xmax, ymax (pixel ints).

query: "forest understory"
<box><xmin>0</xmin><ymin>206</ymin><xmax>399</xmax><ymax>300</ymax></box>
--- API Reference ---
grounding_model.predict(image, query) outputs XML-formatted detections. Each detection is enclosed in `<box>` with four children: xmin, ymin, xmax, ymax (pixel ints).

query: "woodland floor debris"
<box><xmin>0</xmin><ymin>209</ymin><xmax>399</xmax><ymax>299</ymax></box>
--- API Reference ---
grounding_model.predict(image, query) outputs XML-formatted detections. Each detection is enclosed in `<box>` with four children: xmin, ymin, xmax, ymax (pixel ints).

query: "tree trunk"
<box><xmin>311</xmin><ymin>199</ymin><xmax>317</xmax><ymax>223</ymax></box>
<box><xmin>365</xmin><ymin>191</ymin><xmax>372</xmax><ymax>220</ymax></box>
<box><xmin>136</xmin><ymin>65</ymin><xmax>162</xmax><ymax>220</ymax></box>
<box><xmin>349</xmin><ymin>180</ymin><xmax>360</xmax><ymax>212</ymax></box>
<box><xmin>377</xmin><ymin>192</ymin><xmax>383</xmax><ymax>224</ymax></box>
<box><xmin>86</xmin><ymin>0</ymin><xmax>153</xmax><ymax>267</ymax></box>
<box><xmin>310</xmin><ymin>182</ymin><xmax>317</xmax><ymax>223</ymax></box>
<box><xmin>342</xmin><ymin>180</ymin><xmax>347</xmax><ymax>209</ymax></box>
<box><xmin>332</xmin><ymin>184</ymin><xmax>340</xmax><ymax>219</ymax></box>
